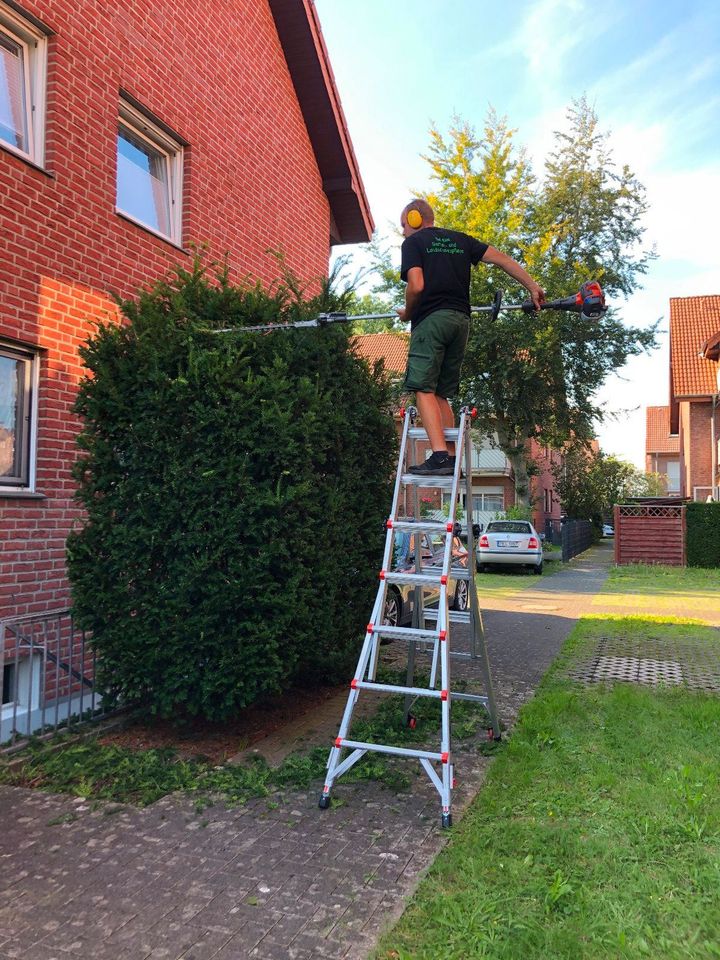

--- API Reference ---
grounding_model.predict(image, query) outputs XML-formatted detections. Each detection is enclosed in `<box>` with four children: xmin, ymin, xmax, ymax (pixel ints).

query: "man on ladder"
<box><xmin>397</xmin><ymin>198</ymin><xmax>545</xmax><ymax>475</ymax></box>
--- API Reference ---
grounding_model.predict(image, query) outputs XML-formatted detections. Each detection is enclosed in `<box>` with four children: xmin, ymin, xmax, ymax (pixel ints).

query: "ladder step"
<box><xmin>338</xmin><ymin>739</ymin><xmax>443</xmax><ymax>762</ymax></box>
<box><xmin>371</xmin><ymin>625</ymin><xmax>442</xmax><ymax>642</ymax></box>
<box><xmin>383</xmin><ymin>572</ymin><xmax>446</xmax><ymax>587</ymax></box>
<box><xmin>401</xmin><ymin>474</ymin><xmax>457</xmax><ymax>488</ymax></box>
<box><xmin>423</xmin><ymin>609</ymin><xmax>472</xmax><ymax>625</ymax></box>
<box><xmin>408</xmin><ymin>428</ymin><xmax>460</xmax><ymax>441</ymax></box>
<box><xmin>389</xmin><ymin>520</ymin><xmax>453</xmax><ymax>533</ymax></box>
<box><xmin>355</xmin><ymin>680</ymin><xmax>444</xmax><ymax>699</ymax></box>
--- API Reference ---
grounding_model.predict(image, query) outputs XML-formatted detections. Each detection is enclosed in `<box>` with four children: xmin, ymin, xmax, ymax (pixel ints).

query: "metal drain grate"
<box><xmin>566</xmin><ymin>635</ymin><xmax>720</xmax><ymax>692</ymax></box>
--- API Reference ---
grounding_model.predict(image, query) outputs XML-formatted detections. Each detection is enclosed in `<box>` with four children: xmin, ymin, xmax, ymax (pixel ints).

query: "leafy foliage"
<box><xmin>552</xmin><ymin>444</ymin><xmax>665</xmax><ymax>523</ymax></box>
<box><xmin>686</xmin><ymin>502</ymin><xmax>720</xmax><ymax>569</ymax></box>
<box><xmin>67</xmin><ymin>258</ymin><xmax>397</xmax><ymax>720</ymax></box>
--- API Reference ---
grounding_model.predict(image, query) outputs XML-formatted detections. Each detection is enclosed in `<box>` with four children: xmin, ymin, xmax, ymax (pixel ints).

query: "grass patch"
<box><xmin>0</xmin><ymin>669</ymin><xmax>489</xmax><ymax>806</ymax></box>
<box><xmin>604</xmin><ymin>564</ymin><xmax>720</xmax><ymax>597</ymax></box>
<box><xmin>595</xmin><ymin>564</ymin><xmax>720</xmax><ymax>621</ymax></box>
<box><xmin>377</xmin><ymin>616</ymin><xmax>720</xmax><ymax>959</ymax></box>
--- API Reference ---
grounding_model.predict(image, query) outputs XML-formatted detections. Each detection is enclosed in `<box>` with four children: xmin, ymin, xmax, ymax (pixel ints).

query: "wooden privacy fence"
<box><xmin>614</xmin><ymin>504</ymin><xmax>686</xmax><ymax>566</ymax></box>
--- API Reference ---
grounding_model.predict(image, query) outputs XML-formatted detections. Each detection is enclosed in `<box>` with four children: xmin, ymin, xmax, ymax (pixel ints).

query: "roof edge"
<box><xmin>268</xmin><ymin>0</ymin><xmax>374</xmax><ymax>244</ymax></box>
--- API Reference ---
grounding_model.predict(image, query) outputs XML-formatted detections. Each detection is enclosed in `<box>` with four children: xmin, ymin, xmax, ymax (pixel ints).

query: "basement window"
<box><xmin>0</xmin><ymin>1</ymin><xmax>49</xmax><ymax>166</ymax></box>
<box><xmin>116</xmin><ymin>97</ymin><xmax>184</xmax><ymax>244</ymax></box>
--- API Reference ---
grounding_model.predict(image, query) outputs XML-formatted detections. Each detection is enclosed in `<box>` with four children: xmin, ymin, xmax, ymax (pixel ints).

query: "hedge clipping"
<box><xmin>68</xmin><ymin>260</ymin><xmax>397</xmax><ymax>720</ymax></box>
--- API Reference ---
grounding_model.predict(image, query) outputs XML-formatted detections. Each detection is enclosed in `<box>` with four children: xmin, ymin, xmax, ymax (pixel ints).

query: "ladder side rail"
<box><xmin>380</xmin><ymin>411</ymin><xmax>413</xmax><ymax>573</ymax></box>
<box><xmin>438</xmin><ymin>409</ymin><xmax>466</xmax><ymax>578</ymax></box>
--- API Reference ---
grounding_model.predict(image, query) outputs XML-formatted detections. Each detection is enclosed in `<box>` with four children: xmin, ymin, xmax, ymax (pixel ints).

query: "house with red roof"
<box><xmin>667</xmin><ymin>296</ymin><xmax>720</xmax><ymax>500</ymax></box>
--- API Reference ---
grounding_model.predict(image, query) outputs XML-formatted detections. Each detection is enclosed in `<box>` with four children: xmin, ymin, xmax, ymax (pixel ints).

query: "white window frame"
<box><xmin>0</xmin><ymin>339</ymin><xmax>40</xmax><ymax>493</ymax></box>
<box><xmin>0</xmin><ymin>2</ymin><xmax>48</xmax><ymax>166</ymax></box>
<box><xmin>116</xmin><ymin>98</ymin><xmax>184</xmax><ymax>245</ymax></box>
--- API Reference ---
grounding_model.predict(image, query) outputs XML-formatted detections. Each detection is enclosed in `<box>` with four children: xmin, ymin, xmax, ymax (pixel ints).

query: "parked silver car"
<box><xmin>477</xmin><ymin>520</ymin><xmax>543</xmax><ymax>574</ymax></box>
<box><xmin>383</xmin><ymin>532</ymin><xmax>469</xmax><ymax>627</ymax></box>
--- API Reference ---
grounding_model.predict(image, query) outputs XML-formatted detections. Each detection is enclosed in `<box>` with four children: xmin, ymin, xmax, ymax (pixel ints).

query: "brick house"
<box><xmin>668</xmin><ymin>296</ymin><xmax>720</xmax><ymax>500</ymax></box>
<box><xmin>644</xmin><ymin>406</ymin><xmax>680</xmax><ymax>494</ymax></box>
<box><xmin>352</xmin><ymin>332</ymin><xmax>564</xmax><ymax>535</ymax></box>
<box><xmin>0</xmin><ymin>0</ymin><xmax>372</xmax><ymax>627</ymax></box>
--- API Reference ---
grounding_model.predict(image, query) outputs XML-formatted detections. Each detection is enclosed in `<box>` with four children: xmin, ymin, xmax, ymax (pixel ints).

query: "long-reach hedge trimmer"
<box><xmin>210</xmin><ymin>280</ymin><xmax>606</xmax><ymax>334</ymax></box>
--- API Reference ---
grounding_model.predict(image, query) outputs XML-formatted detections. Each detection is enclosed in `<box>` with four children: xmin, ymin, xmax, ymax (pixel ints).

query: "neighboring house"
<box><xmin>645</xmin><ymin>406</ymin><xmax>680</xmax><ymax>494</ymax></box>
<box><xmin>0</xmin><ymin>0</ymin><xmax>372</xmax><ymax>624</ymax></box>
<box><xmin>669</xmin><ymin>296</ymin><xmax>720</xmax><ymax>501</ymax></box>
<box><xmin>352</xmin><ymin>333</ymin><xmax>563</xmax><ymax>535</ymax></box>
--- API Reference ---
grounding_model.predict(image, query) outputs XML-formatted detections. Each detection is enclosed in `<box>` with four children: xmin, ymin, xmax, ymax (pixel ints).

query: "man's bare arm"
<box><xmin>397</xmin><ymin>266</ymin><xmax>424</xmax><ymax>323</ymax></box>
<box><xmin>482</xmin><ymin>247</ymin><xmax>545</xmax><ymax>309</ymax></box>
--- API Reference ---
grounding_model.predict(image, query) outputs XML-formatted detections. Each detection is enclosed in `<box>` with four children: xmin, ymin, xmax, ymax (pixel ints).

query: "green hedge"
<box><xmin>67</xmin><ymin>261</ymin><xmax>397</xmax><ymax>720</ymax></box>
<box><xmin>686</xmin><ymin>502</ymin><xmax>720</xmax><ymax>568</ymax></box>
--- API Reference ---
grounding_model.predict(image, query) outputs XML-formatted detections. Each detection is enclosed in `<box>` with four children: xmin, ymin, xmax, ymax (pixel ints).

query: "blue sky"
<box><xmin>315</xmin><ymin>0</ymin><xmax>720</xmax><ymax>468</ymax></box>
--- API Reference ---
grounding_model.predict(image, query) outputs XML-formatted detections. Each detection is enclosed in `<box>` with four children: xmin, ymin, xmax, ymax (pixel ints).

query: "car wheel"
<box><xmin>533</xmin><ymin>560</ymin><xmax>543</xmax><ymax>575</ymax></box>
<box><xmin>383</xmin><ymin>589</ymin><xmax>401</xmax><ymax>626</ymax></box>
<box><xmin>452</xmin><ymin>579</ymin><xmax>469</xmax><ymax>611</ymax></box>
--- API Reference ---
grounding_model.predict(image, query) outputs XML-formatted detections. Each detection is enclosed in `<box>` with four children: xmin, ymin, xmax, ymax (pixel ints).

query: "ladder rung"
<box><xmin>408</xmin><ymin>428</ymin><xmax>460</xmax><ymax>441</ymax></box>
<box><xmin>355</xmin><ymin>680</ymin><xmax>443</xmax><ymax>699</ymax></box>
<box><xmin>389</xmin><ymin>520</ymin><xmax>453</xmax><ymax>533</ymax></box>
<box><xmin>401</xmin><ymin>474</ymin><xmax>457</xmax><ymax>488</ymax></box>
<box><xmin>371</xmin><ymin>625</ymin><xmax>441</xmax><ymax>642</ymax></box>
<box><xmin>338</xmin><ymin>739</ymin><xmax>443</xmax><ymax>762</ymax></box>
<box><xmin>423</xmin><ymin>609</ymin><xmax>472</xmax><ymax>625</ymax></box>
<box><xmin>383</xmin><ymin>572</ymin><xmax>445</xmax><ymax>587</ymax></box>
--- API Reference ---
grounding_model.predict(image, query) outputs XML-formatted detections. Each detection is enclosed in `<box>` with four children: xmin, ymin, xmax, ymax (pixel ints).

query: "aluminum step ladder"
<box><xmin>319</xmin><ymin>406</ymin><xmax>500</xmax><ymax>828</ymax></box>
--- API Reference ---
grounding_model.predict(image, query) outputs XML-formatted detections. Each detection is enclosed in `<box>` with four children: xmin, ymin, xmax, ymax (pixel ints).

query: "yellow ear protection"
<box><xmin>406</xmin><ymin>209</ymin><xmax>423</xmax><ymax>229</ymax></box>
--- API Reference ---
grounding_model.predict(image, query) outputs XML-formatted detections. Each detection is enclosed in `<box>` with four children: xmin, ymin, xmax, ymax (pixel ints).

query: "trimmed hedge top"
<box><xmin>68</xmin><ymin>260</ymin><xmax>397</xmax><ymax>720</ymax></box>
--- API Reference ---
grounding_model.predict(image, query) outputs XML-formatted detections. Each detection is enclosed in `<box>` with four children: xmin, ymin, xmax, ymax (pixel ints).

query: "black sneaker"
<box><xmin>408</xmin><ymin>452</ymin><xmax>454</xmax><ymax>476</ymax></box>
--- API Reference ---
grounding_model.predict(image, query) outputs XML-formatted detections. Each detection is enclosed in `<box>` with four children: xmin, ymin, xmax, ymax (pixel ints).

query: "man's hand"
<box><xmin>396</xmin><ymin>307</ymin><xmax>406</xmax><ymax>322</ymax></box>
<box><xmin>525</xmin><ymin>282</ymin><xmax>546</xmax><ymax>311</ymax></box>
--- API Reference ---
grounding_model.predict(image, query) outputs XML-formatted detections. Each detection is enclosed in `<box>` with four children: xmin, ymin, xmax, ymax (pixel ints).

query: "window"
<box><xmin>471</xmin><ymin>493</ymin><xmax>504</xmax><ymax>513</ymax></box>
<box><xmin>0</xmin><ymin>2</ymin><xmax>48</xmax><ymax>165</ymax></box>
<box><xmin>117</xmin><ymin>97</ymin><xmax>184</xmax><ymax>244</ymax></box>
<box><xmin>0</xmin><ymin>340</ymin><xmax>39</xmax><ymax>490</ymax></box>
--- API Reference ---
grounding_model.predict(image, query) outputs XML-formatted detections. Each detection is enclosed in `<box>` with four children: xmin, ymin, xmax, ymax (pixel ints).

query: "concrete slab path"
<box><xmin>0</xmin><ymin>542</ymin><xmax>630</xmax><ymax>960</ymax></box>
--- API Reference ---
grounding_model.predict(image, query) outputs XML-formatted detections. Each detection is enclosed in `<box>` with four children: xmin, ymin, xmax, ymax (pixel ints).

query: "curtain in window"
<box><xmin>0</xmin><ymin>33</ymin><xmax>27</xmax><ymax>151</ymax></box>
<box><xmin>0</xmin><ymin>355</ymin><xmax>19</xmax><ymax>477</ymax></box>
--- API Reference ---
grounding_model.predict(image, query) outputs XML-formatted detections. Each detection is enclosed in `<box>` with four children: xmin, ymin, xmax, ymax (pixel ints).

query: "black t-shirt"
<box><xmin>400</xmin><ymin>227</ymin><xmax>488</xmax><ymax>329</ymax></box>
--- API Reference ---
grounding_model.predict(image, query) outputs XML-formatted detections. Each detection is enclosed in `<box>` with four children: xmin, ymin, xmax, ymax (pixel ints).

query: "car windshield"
<box><xmin>486</xmin><ymin>521</ymin><xmax>531</xmax><ymax>534</ymax></box>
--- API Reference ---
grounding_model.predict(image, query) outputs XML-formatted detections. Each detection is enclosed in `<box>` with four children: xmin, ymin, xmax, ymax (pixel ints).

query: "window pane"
<box><xmin>117</xmin><ymin>125</ymin><xmax>171</xmax><ymax>235</ymax></box>
<box><xmin>483</xmin><ymin>494</ymin><xmax>504</xmax><ymax>511</ymax></box>
<box><xmin>0</xmin><ymin>32</ymin><xmax>27</xmax><ymax>152</ymax></box>
<box><xmin>0</xmin><ymin>354</ymin><xmax>20</xmax><ymax>477</ymax></box>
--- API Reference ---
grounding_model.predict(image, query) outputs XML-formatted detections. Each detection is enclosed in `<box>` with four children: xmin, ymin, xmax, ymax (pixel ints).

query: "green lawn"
<box><xmin>377</xmin><ymin>615</ymin><xmax>720</xmax><ymax>960</ymax></box>
<box><xmin>593</xmin><ymin>563</ymin><xmax>720</xmax><ymax>621</ymax></box>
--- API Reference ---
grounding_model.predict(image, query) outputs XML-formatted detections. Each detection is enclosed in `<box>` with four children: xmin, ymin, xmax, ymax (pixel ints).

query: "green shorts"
<box><xmin>403</xmin><ymin>309</ymin><xmax>470</xmax><ymax>398</ymax></box>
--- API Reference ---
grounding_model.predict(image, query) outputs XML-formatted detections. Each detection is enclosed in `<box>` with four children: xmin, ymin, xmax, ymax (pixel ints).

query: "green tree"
<box><xmin>553</xmin><ymin>446</ymin><xmax>666</xmax><ymax>523</ymax></box>
<box><xmin>373</xmin><ymin>99</ymin><xmax>658</xmax><ymax>508</ymax></box>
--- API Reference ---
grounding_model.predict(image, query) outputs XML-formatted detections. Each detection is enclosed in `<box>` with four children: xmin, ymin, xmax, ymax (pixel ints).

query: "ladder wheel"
<box><xmin>318</xmin><ymin>795</ymin><xmax>331</xmax><ymax>810</ymax></box>
<box><xmin>441</xmin><ymin>813</ymin><xmax>452</xmax><ymax>829</ymax></box>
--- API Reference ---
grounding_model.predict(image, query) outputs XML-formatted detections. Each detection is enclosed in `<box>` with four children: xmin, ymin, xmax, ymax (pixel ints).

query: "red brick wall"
<box><xmin>529</xmin><ymin>440</ymin><xmax>563</xmax><ymax>532</ymax></box>
<box><xmin>687</xmin><ymin>401</ymin><xmax>713</xmax><ymax>496</ymax></box>
<box><xmin>0</xmin><ymin>0</ymin><xmax>332</xmax><ymax>619</ymax></box>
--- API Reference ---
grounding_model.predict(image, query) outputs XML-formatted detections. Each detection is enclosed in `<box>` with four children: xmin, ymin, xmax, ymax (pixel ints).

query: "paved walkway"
<box><xmin>1</xmin><ymin>544</ymin><xmax>618</xmax><ymax>960</ymax></box>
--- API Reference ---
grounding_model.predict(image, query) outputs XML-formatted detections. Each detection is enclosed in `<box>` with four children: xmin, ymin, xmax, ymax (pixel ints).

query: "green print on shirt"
<box><xmin>426</xmin><ymin>235</ymin><xmax>463</xmax><ymax>255</ymax></box>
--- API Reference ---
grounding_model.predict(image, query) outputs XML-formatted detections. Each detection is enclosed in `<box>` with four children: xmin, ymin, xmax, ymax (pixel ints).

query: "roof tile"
<box><xmin>351</xmin><ymin>332</ymin><xmax>409</xmax><ymax>375</ymax></box>
<box><xmin>645</xmin><ymin>406</ymin><xmax>679</xmax><ymax>454</ymax></box>
<box><xmin>670</xmin><ymin>296</ymin><xmax>720</xmax><ymax>398</ymax></box>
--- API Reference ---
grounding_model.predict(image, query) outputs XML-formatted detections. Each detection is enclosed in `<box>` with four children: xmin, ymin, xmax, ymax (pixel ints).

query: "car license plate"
<box><xmin>497</xmin><ymin>540</ymin><xmax>518</xmax><ymax>547</ymax></box>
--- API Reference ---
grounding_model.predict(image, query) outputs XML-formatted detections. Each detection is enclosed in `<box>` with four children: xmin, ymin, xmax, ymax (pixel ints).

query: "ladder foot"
<box><xmin>441</xmin><ymin>812</ymin><xmax>452</xmax><ymax>829</ymax></box>
<box><xmin>318</xmin><ymin>794</ymin><xmax>332</xmax><ymax>810</ymax></box>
